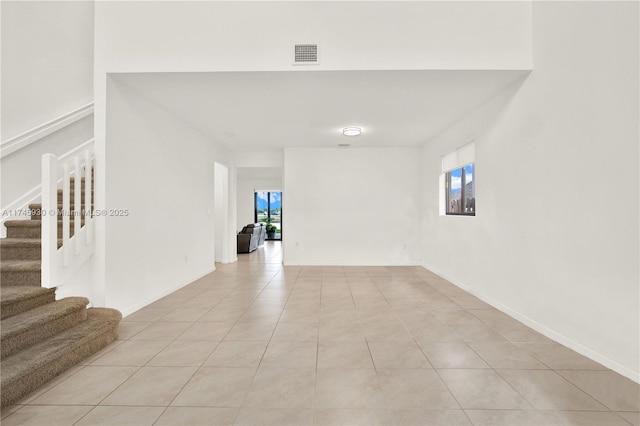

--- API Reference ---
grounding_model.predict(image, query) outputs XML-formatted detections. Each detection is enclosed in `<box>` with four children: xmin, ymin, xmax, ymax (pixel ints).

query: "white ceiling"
<box><xmin>113</xmin><ymin>70</ymin><xmax>528</xmax><ymax>151</ymax></box>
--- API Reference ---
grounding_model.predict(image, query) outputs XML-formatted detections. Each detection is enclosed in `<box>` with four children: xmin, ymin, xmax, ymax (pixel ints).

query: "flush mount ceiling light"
<box><xmin>342</xmin><ymin>127</ymin><xmax>362</xmax><ymax>136</ymax></box>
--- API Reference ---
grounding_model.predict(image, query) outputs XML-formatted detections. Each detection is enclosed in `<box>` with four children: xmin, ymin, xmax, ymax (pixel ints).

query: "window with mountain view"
<box><xmin>255</xmin><ymin>191</ymin><xmax>282</xmax><ymax>239</ymax></box>
<box><xmin>445</xmin><ymin>163</ymin><xmax>475</xmax><ymax>215</ymax></box>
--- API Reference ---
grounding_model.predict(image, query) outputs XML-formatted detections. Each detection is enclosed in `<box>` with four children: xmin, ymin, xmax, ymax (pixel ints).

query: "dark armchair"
<box><xmin>237</xmin><ymin>223</ymin><xmax>265</xmax><ymax>253</ymax></box>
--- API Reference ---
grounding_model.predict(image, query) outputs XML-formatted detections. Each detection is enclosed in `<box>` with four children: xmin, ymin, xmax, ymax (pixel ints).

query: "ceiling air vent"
<box><xmin>293</xmin><ymin>44</ymin><xmax>319</xmax><ymax>65</ymax></box>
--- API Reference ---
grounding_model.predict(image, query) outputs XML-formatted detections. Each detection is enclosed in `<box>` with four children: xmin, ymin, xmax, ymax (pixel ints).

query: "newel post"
<box><xmin>41</xmin><ymin>154</ymin><xmax>58</xmax><ymax>288</ymax></box>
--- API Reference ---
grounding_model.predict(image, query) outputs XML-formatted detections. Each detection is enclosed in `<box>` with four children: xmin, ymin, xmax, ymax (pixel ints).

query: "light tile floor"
<box><xmin>3</xmin><ymin>242</ymin><xmax>639</xmax><ymax>425</ymax></box>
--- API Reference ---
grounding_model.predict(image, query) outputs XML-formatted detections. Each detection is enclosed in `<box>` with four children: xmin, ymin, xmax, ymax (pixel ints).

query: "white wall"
<box><xmin>421</xmin><ymin>2</ymin><xmax>639</xmax><ymax>381</ymax></box>
<box><xmin>1</xmin><ymin>0</ymin><xmax>94</xmax><ymax>140</ymax></box>
<box><xmin>94</xmin><ymin>1</ymin><xmax>531</xmax><ymax>72</ymax></box>
<box><xmin>1</xmin><ymin>116</ymin><xmax>93</xmax><ymax>211</ymax></box>
<box><xmin>213</xmin><ymin>162</ymin><xmax>228</xmax><ymax>263</ymax></box>
<box><xmin>226</xmin><ymin>165</ymin><xmax>238</xmax><ymax>264</ymax></box>
<box><xmin>284</xmin><ymin>147</ymin><xmax>421</xmax><ymax>266</ymax></box>
<box><xmin>102</xmin><ymin>76</ymin><xmax>229</xmax><ymax>315</ymax></box>
<box><xmin>1</xmin><ymin>0</ymin><xmax>94</xmax><ymax>238</ymax></box>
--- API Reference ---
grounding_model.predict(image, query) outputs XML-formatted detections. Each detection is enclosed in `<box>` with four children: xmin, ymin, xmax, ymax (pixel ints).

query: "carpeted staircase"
<box><xmin>0</xmin><ymin>176</ymin><xmax>121</xmax><ymax>407</ymax></box>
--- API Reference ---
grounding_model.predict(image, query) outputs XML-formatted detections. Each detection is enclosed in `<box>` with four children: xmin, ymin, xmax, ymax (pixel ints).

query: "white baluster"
<box><xmin>63</xmin><ymin>162</ymin><xmax>71</xmax><ymax>267</ymax></box>
<box><xmin>41</xmin><ymin>143</ymin><xmax>97</xmax><ymax>298</ymax></box>
<box><xmin>41</xmin><ymin>154</ymin><xmax>58</xmax><ymax>288</ymax></box>
<box><xmin>85</xmin><ymin>151</ymin><xmax>93</xmax><ymax>244</ymax></box>
<box><xmin>74</xmin><ymin>156</ymin><xmax>82</xmax><ymax>254</ymax></box>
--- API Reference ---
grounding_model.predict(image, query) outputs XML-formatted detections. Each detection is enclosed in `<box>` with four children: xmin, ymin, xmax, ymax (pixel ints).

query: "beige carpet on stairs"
<box><xmin>1</xmin><ymin>174</ymin><xmax>121</xmax><ymax>407</ymax></box>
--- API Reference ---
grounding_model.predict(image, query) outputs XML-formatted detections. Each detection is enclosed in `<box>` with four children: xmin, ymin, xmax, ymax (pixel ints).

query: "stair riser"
<box><xmin>1</xmin><ymin>245</ymin><xmax>40</xmax><ymax>261</ymax></box>
<box><xmin>6</xmin><ymin>226</ymin><xmax>40</xmax><ymax>239</ymax></box>
<box><xmin>59</xmin><ymin>180</ymin><xmax>93</xmax><ymax>184</ymax></box>
<box><xmin>0</xmin><ymin>270</ymin><xmax>40</xmax><ymax>287</ymax></box>
<box><xmin>29</xmin><ymin>207</ymin><xmax>94</xmax><ymax>220</ymax></box>
<box><xmin>1</xmin><ymin>308</ymin><xmax>87</xmax><ymax>359</ymax></box>
<box><xmin>53</xmin><ymin>188</ymin><xmax>92</xmax><ymax>198</ymax></box>
<box><xmin>5</xmin><ymin>225</ymin><xmax>77</xmax><ymax>239</ymax></box>
<box><xmin>68</xmin><ymin>177</ymin><xmax>94</xmax><ymax>183</ymax></box>
<box><xmin>57</xmin><ymin>189</ymin><xmax>92</xmax><ymax>196</ymax></box>
<box><xmin>60</xmin><ymin>178</ymin><xmax>94</xmax><ymax>188</ymax></box>
<box><xmin>31</xmin><ymin>212</ymin><xmax>93</xmax><ymax>221</ymax></box>
<box><xmin>55</xmin><ymin>197</ymin><xmax>93</xmax><ymax>207</ymax></box>
<box><xmin>31</xmin><ymin>212</ymin><xmax>91</xmax><ymax>224</ymax></box>
<box><xmin>30</xmin><ymin>201</ymin><xmax>93</xmax><ymax>207</ymax></box>
<box><xmin>29</xmin><ymin>204</ymin><xmax>95</xmax><ymax>213</ymax></box>
<box><xmin>0</xmin><ymin>321</ymin><xmax>118</xmax><ymax>407</ymax></box>
<box><xmin>1</xmin><ymin>292</ymin><xmax>57</xmax><ymax>320</ymax></box>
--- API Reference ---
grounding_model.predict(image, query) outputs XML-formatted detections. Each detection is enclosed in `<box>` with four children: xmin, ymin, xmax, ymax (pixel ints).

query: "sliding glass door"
<box><xmin>255</xmin><ymin>191</ymin><xmax>282</xmax><ymax>240</ymax></box>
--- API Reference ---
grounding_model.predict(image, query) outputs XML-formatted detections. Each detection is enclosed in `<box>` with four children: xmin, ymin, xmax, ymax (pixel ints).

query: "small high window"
<box><xmin>441</xmin><ymin>142</ymin><xmax>475</xmax><ymax>216</ymax></box>
<box><xmin>445</xmin><ymin>163</ymin><xmax>475</xmax><ymax>215</ymax></box>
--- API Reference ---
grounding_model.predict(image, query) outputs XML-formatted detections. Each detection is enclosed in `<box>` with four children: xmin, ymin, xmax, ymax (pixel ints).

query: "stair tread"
<box><xmin>0</xmin><ymin>287</ymin><xmax>57</xmax><ymax>320</ymax></box>
<box><xmin>58</xmin><ymin>186</ymin><xmax>93</xmax><ymax>189</ymax></box>
<box><xmin>1</xmin><ymin>297</ymin><xmax>89</xmax><ymax>338</ymax></box>
<box><xmin>29</xmin><ymin>204</ymin><xmax>93</xmax><ymax>208</ymax></box>
<box><xmin>4</xmin><ymin>220</ymin><xmax>39</xmax><ymax>227</ymax></box>
<box><xmin>4</xmin><ymin>220</ymin><xmax>84</xmax><ymax>240</ymax></box>
<box><xmin>29</xmin><ymin>217</ymin><xmax>86</xmax><ymax>221</ymax></box>
<box><xmin>57</xmin><ymin>191</ymin><xmax>93</xmax><ymax>195</ymax></box>
<box><xmin>0</xmin><ymin>238</ymin><xmax>42</xmax><ymax>247</ymax></box>
<box><xmin>0</xmin><ymin>260</ymin><xmax>41</xmax><ymax>271</ymax></box>
<box><xmin>7</xmin><ymin>218</ymin><xmax>86</xmax><ymax>225</ymax></box>
<box><xmin>29</xmin><ymin>202</ymin><xmax>93</xmax><ymax>206</ymax></box>
<box><xmin>0</xmin><ymin>237</ymin><xmax>62</xmax><ymax>244</ymax></box>
<box><xmin>0</xmin><ymin>287</ymin><xmax>55</xmax><ymax>305</ymax></box>
<box><xmin>1</xmin><ymin>308</ymin><xmax>121</xmax><ymax>392</ymax></box>
<box><xmin>29</xmin><ymin>204</ymin><xmax>95</xmax><ymax>210</ymax></box>
<box><xmin>2</xmin><ymin>309</ymin><xmax>120</xmax><ymax>373</ymax></box>
<box><xmin>31</xmin><ymin>216</ymin><xmax>87</xmax><ymax>223</ymax></box>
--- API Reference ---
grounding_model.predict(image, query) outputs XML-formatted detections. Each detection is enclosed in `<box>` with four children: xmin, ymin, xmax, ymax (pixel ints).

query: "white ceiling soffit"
<box><xmin>112</xmin><ymin>70</ymin><xmax>528</xmax><ymax>151</ymax></box>
<box><xmin>237</xmin><ymin>167</ymin><xmax>283</xmax><ymax>180</ymax></box>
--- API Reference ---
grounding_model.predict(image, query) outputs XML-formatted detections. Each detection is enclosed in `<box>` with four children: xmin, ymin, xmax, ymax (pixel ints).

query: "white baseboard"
<box><xmin>421</xmin><ymin>263</ymin><xmax>640</xmax><ymax>384</ymax></box>
<box><xmin>283</xmin><ymin>261</ymin><xmax>421</xmax><ymax>266</ymax></box>
<box><xmin>120</xmin><ymin>266</ymin><xmax>216</xmax><ymax>318</ymax></box>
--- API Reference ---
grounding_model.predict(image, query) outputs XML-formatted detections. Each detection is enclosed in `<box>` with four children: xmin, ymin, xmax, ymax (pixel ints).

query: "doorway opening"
<box><xmin>255</xmin><ymin>191</ymin><xmax>282</xmax><ymax>241</ymax></box>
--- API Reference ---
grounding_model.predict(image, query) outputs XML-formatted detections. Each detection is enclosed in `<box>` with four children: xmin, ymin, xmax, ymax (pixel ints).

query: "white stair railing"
<box><xmin>41</xmin><ymin>141</ymin><xmax>95</xmax><ymax>296</ymax></box>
